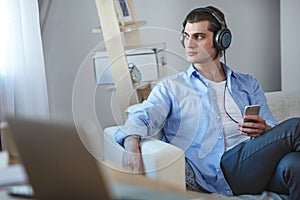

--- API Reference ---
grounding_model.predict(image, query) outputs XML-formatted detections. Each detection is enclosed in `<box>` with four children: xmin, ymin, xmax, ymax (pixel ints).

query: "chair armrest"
<box><xmin>103</xmin><ymin>126</ymin><xmax>124</xmax><ymax>167</ymax></box>
<box><xmin>103</xmin><ymin>126</ymin><xmax>186</xmax><ymax>190</ymax></box>
<box><xmin>141</xmin><ymin>138</ymin><xmax>186</xmax><ymax>190</ymax></box>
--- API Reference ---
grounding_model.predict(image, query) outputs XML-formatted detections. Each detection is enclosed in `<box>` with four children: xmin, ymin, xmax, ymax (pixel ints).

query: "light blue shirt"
<box><xmin>115</xmin><ymin>64</ymin><xmax>278</xmax><ymax>195</ymax></box>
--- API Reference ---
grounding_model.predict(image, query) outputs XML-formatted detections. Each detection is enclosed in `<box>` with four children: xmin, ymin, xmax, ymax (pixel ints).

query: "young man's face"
<box><xmin>183</xmin><ymin>20</ymin><xmax>218</xmax><ymax>64</ymax></box>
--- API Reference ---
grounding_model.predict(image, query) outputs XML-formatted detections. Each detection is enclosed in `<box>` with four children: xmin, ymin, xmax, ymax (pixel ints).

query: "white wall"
<box><xmin>133</xmin><ymin>0</ymin><xmax>281</xmax><ymax>93</ymax></box>
<box><xmin>42</xmin><ymin>0</ymin><xmax>100</xmax><ymax>124</ymax></box>
<box><xmin>280</xmin><ymin>0</ymin><xmax>300</xmax><ymax>91</ymax></box>
<box><xmin>42</xmin><ymin>0</ymin><xmax>281</xmax><ymax>128</ymax></box>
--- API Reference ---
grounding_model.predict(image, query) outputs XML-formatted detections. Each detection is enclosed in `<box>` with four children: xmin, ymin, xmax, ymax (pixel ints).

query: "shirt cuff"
<box><xmin>114</xmin><ymin>117</ymin><xmax>148</xmax><ymax>146</ymax></box>
<box><xmin>114</xmin><ymin>128</ymin><xmax>130</xmax><ymax>147</ymax></box>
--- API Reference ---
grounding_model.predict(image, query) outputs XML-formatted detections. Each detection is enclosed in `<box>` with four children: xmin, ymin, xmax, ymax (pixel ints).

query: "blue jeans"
<box><xmin>221</xmin><ymin>118</ymin><xmax>300</xmax><ymax>199</ymax></box>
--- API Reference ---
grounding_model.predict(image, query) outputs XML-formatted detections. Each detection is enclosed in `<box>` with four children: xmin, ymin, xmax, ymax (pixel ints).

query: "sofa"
<box><xmin>103</xmin><ymin>90</ymin><xmax>300</xmax><ymax>199</ymax></box>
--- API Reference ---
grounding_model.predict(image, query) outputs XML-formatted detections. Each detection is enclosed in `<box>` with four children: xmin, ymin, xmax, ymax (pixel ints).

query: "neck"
<box><xmin>193</xmin><ymin>59</ymin><xmax>226</xmax><ymax>82</ymax></box>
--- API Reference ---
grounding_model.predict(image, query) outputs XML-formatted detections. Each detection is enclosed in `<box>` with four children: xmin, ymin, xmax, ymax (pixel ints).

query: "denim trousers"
<box><xmin>221</xmin><ymin>118</ymin><xmax>300</xmax><ymax>199</ymax></box>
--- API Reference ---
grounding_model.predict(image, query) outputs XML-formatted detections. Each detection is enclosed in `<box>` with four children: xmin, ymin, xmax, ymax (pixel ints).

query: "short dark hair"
<box><xmin>182</xmin><ymin>6</ymin><xmax>226</xmax><ymax>34</ymax></box>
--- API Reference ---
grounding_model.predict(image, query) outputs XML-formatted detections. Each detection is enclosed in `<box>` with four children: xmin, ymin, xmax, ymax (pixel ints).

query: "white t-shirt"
<box><xmin>208</xmin><ymin>80</ymin><xmax>250</xmax><ymax>151</ymax></box>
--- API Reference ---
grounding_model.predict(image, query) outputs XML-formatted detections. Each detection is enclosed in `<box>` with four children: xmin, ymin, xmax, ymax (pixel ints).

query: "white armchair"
<box><xmin>103</xmin><ymin>90</ymin><xmax>300</xmax><ymax>198</ymax></box>
<box><xmin>103</xmin><ymin>126</ymin><xmax>186</xmax><ymax>190</ymax></box>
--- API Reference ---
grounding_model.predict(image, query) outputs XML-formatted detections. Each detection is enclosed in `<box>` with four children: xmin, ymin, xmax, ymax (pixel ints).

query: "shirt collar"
<box><xmin>186</xmin><ymin>64</ymin><xmax>207</xmax><ymax>85</ymax></box>
<box><xmin>186</xmin><ymin>63</ymin><xmax>235</xmax><ymax>88</ymax></box>
<box><xmin>186</xmin><ymin>64</ymin><xmax>197</xmax><ymax>77</ymax></box>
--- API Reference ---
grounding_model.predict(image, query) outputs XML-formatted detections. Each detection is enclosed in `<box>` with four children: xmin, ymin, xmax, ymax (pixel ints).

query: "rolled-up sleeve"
<box><xmin>114</xmin><ymin>83</ymin><xmax>171</xmax><ymax>146</ymax></box>
<box><xmin>114</xmin><ymin>116</ymin><xmax>149</xmax><ymax>145</ymax></box>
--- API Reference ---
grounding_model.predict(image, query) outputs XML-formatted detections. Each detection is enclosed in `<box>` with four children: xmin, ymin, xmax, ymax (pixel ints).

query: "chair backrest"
<box><xmin>265</xmin><ymin>90</ymin><xmax>300</xmax><ymax>122</ymax></box>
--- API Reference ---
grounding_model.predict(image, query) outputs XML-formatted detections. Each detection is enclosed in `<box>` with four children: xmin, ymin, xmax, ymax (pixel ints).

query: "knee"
<box><xmin>284</xmin><ymin>117</ymin><xmax>300</xmax><ymax>127</ymax></box>
<box><xmin>285</xmin><ymin>117</ymin><xmax>300</xmax><ymax>126</ymax></box>
<box><xmin>278</xmin><ymin>153</ymin><xmax>300</xmax><ymax>180</ymax></box>
<box><xmin>281</xmin><ymin>118</ymin><xmax>300</xmax><ymax>136</ymax></box>
<box><xmin>271</xmin><ymin>153</ymin><xmax>300</xmax><ymax>195</ymax></box>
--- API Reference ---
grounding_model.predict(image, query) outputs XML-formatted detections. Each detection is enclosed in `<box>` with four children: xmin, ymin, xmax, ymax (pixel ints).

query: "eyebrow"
<box><xmin>184</xmin><ymin>32</ymin><xmax>207</xmax><ymax>37</ymax></box>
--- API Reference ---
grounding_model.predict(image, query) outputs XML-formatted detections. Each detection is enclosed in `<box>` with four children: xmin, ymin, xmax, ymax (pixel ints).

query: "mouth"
<box><xmin>186</xmin><ymin>52</ymin><xmax>198</xmax><ymax>57</ymax></box>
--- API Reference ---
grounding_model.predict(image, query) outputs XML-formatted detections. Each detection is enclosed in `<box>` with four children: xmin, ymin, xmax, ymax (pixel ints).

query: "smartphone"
<box><xmin>243</xmin><ymin>105</ymin><xmax>260</xmax><ymax>122</ymax></box>
<box><xmin>8</xmin><ymin>185</ymin><xmax>34</xmax><ymax>198</ymax></box>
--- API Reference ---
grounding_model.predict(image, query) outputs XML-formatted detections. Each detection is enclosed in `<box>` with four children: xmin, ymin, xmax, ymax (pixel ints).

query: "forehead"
<box><xmin>184</xmin><ymin>21</ymin><xmax>211</xmax><ymax>33</ymax></box>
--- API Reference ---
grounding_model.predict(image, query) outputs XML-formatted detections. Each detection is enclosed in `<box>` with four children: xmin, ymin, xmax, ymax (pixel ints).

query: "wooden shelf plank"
<box><xmin>92</xmin><ymin>20</ymin><xmax>146</xmax><ymax>33</ymax></box>
<box><xmin>94</xmin><ymin>0</ymin><xmax>136</xmax><ymax>121</ymax></box>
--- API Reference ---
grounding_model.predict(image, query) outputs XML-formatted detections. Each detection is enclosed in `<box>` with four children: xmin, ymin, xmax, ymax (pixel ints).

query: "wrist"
<box><xmin>123</xmin><ymin>135</ymin><xmax>140</xmax><ymax>152</ymax></box>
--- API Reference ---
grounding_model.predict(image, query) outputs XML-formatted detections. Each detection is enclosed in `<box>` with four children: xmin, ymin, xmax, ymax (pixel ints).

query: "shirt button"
<box><xmin>219</xmin><ymin>136</ymin><xmax>223</xmax><ymax>140</ymax></box>
<box><xmin>217</xmin><ymin>116</ymin><xmax>220</xmax><ymax>119</ymax></box>
<box><xmin>217</xmin><ymin>168</ymin><xmax>220</xmax><ymax>172</ymax></box>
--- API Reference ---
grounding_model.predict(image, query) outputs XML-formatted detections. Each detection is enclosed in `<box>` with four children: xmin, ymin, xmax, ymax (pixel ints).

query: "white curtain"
<box><xmin>0</xmin><ymin>0</ymin><xmax>49</xmax><ymax>120</ymax></box>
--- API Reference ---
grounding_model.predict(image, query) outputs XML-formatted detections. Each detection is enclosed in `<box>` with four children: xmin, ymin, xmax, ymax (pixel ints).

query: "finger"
<box><xmin>239</xmin><ymin>126</ymin><xmax>259</xmax><ymax>135</ymax></box>
<box><xmin>123</xmin><ymin>164</ymin><xmax>133</xmax><ymax>171</ymax></box>
<box><xmin>239</xmin><ymin>122</ymin><xmax>259</xmax><ymax>131</ymax></box>
<box><xmin>242</xmin><ymin>121</ymin><xmax>256</xmax><ymax>128</ymax></box>
<box><xmin>245</xmin><ymin>115</ymin><xmax>266</xmax><ymax>127</ymax></box>
<box><xmin>238</xmin><ymin>126</ymin><xmax>252</xmax><ymax>134</ymax></box>
<box><xmin>133</xmin><ymin>166</ymin><xmax>140</xmax><ymax>173</ymax></box>
<box><xmin>126</xmin><ymin>164</ymin><xmax>141</xmax><ymax>172</ymax></box>
<box><xmin>257</xmin><ymin>121</ymin><xmax>267</xmax><ymax>131</ymax></box>
<box><xmin>241</xmin><ymin>120</ymin><xmax>265</xmax><ymax>131</ymax></box>
<box><xmin>244</xmin><ymin>114</ymin><xmax>260</xmax><ymax>122</ymax></box>
<box><xmin>246</xmin><ymin>133</ymin><xmax>260</xmax><ymax>138</ymax></box>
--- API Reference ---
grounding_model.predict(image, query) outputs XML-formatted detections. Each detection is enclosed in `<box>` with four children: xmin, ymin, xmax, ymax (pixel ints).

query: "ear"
<box><xmin>180</xmin><ymin>30</ymin><xmax>185</xmax><ymax>47</ymax></box>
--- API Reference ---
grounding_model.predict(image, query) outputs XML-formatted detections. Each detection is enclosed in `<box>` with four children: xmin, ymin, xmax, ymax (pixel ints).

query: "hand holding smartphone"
<box><xmin>243</xmin><ymin>105</ymin><xmax>260</xmax><ymax>122</ymax></box>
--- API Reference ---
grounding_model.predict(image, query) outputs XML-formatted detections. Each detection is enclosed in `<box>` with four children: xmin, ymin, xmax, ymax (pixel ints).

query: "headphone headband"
<box><xmin>192</xmin><ymin>7</ymin><xmax>227</xmax><ymax>29</ymax></box>
<box><xmin>181</xmin><ymin>7</ymin><xmax>232</xmax><ymax>51</ymax></box>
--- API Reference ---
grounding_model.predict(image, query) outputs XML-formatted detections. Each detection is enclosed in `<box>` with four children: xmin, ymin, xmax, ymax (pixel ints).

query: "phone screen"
<box><xmin>244</xmin><ymin>105</ymin><xmax>260</xmax><ymax>115</ymax></box>
<box><xmin>8</xmin><ymin>185</ymin><xmax>34</xmax><ymax>198</ymax></box>
<box><xmin>244</xmin><ymin>105</ymin><xmax>260</xmax><ymax>122</ymax></box>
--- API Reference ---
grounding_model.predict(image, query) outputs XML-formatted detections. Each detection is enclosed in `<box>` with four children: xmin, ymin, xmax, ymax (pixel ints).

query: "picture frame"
<box><xmin>114</xmin><ymin>0</ymin><xmax>136</xmax><ymax>26</ymax></box>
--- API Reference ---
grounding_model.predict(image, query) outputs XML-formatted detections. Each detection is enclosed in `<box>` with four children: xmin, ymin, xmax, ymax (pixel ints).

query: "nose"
<box><xmin>185</xmin><ymin>37</ymin><xmax>196</xmax><ymax>48</ymax></box>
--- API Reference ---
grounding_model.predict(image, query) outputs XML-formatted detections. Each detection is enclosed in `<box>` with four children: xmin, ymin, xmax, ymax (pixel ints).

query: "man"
<box><xmin>115</xmin><ymin>6</ymin><xmax>300</xmax><ymax>199</ymax></box>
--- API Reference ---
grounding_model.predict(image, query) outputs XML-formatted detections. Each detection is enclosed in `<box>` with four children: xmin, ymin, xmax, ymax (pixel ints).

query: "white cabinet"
<box><xmin>93</xmin><ymin>43</ymin><xmax>167</xmax><ymax>86</ymax></box>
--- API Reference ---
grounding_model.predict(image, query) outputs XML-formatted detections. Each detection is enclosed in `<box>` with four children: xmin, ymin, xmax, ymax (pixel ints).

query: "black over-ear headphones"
<box><xmin>181</xmin><ymin>7</ymin><xmax>232</xmax><ymax>51</ymax></box>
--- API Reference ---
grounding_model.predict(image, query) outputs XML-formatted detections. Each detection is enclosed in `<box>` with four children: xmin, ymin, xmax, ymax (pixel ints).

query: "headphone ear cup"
<box><xmin>180</xmin><ymin>31</ymin><xmax>185</xmax><ymax>47</ymax></box>
<box><xmin>214</xmin><ymin>28</ymin><xmax>232</xmax><ymax>50</ymax></box>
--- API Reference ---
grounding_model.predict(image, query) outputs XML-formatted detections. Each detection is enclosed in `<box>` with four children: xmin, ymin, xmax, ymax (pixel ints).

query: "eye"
<box><xmin>194</xmin><ymin>34</ymin><xmax>204</xmax><ymax>40</ymax></box>
<box><xmin>183</xmin><ymin>33</ymin><xmax>190</xmax><ymax>40</ymax></box>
